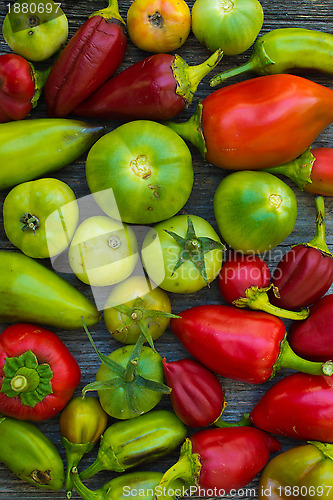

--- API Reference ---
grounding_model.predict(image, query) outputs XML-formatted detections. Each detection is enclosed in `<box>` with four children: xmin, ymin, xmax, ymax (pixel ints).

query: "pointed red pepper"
<box><xmin>44</xmin><ymin>0</ymin><xmax>127</xmax><ymax>117</ymax></box>
<box><xmin>218</xmin><ymin>250</ymin><xmax>309</xmax><ymax>320</ymax></box>
<box><xmin>170</xmin><ymin>304</ymin><xmax>333</xmax><ymax>385</ymax></box>
<box><xmin>72</xmin><ymin>50</ymin><xmax>223</xmax><ymax>121</ymax></box>
<box><xmin>0</xmin><ymin>53</ymin><xmax>48</xmax><ymax>123</ymax></box>
<box><xmin>162</xmin><ymin>358</ymin><xmax>225</xmax><ymax>428</ymax></box>
<box><xmin>249</xmin><ymin>372</ymin><xmax>333</xmax><ymax>443</ymax></box>
<box><xmin>269</xmin><ymin>195</ymin><xmax>333</xmax><ymax>310</ymax></box>
<box><xmin>288</xmin><ymin>293</ymin><xmax>333</xmax><ymax>362</ymax></box>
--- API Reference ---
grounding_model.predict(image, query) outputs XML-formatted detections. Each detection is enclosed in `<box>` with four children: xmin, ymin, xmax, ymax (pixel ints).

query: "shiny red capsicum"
<box><xmin>165</xmin><ymin>74</ymin><xmax>333</xmax><ymax>170</ymax></box>
<box><xmin>161</xmin><ymin>429</ymin><xmax>280</xmax><ymax>496</ymax></box>
<box><xmin>170</xmin><ymin>304</ymin><xmax>333</xmax><ymax>385</ymax></box>
<box><xmin>72</xmin><ymin>50</ymin><xmax>222</xmax><ymax>121</ymax></box>
<box><xmin>288</xmin><ymin>294</ymin><xmax>333</xmax><ymax>362</ymax></box>
<box><xmin>249</xmin><ymin>372</ymin><xmax>333</xmax><ymax>443</ymax></box>
<box><xmin>162</xmin><ymin>358</ymin><xmax>225</xmax><ymax>427</ymax></box>
<box><xmin>265</xmin><ymin>147</ymin><xmax>333</xmax><ymax>196</ymax></box>
<box><xmin>44</xmin><ymin>0</ymin><xmax>127</xmax><ymax>117</ymax></box>
<box><xmin>269</xmin><ymin>195</ymin><xmax>333</xmax><ymax>310</ymax></box>
<box><xmin>0</xmin><ymin>323</ymin><xmax>81</xmax><ymax>421</ymax></box>
<box><xmin>218</xmin><ymin>251</ymin><xmax>309</xmax><ymax>320</ymax></box>
<box><xmin>0</xmin><ymin>53</ymin><xmax>48</xmax><ymax>122</ymax></box>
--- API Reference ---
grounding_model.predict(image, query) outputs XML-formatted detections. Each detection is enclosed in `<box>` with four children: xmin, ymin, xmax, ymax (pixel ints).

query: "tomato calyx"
<box><xmin>111</xmin><ymin>297</ymin><xmax>179</xmax><ymax>350</ymax></box>
<box><xmin>149</xmin><ymin>11</ymin><xmax>164</xmax><ymax>28</ymax></box>
<box><xmin>165</xmin><ymin>215</ymin><xmax>225</xmax><ymax>285</ymax></box>
<box><xmin>20</xmin><ymin>212</ymin><xmax>40</xmax><ymax>233</ymax></box>
<box><xmin>0</xmin><ymin>350</ymin><xmax>53</xmax><ymax>407</ymax></box>
<box><xmin>82</xmin><ymin>324</ymin><xmax>171</xmax><ymax>415</ymax></box>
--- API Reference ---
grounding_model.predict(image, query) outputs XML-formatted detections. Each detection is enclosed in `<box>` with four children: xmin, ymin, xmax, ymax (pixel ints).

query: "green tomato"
<box><xmin>191</xmin><ymin>0</ymin><xmax>264</xmax><ymax>55</ymax></box>
<box><xmin>213</xmin><ymin>171</ymin><xmax>298</xmax><ymax>254</ymax></box>
<box><xmin>3</xmin><ymin>178</ymin><xmax>79</xmax><ymax>259</ymax></box>
<box><xmin>141</xmin><ymin>214</ymin><xmax>224</xmax><ymax>294</ymax></box>
<box><xmin>103</xmin><ymin>275</ymin><xmax>174</xmax><ymax>345</ymax></box>
<box><xmin>2</xmin><ymin>0</ymin><xmax>68</xmax><ymax>62</ymax></box>
<box><xmin>68</xmin><ymin>215</ymin><xmax>139</xmax><ymax>287</ymax></box>
<box><xmin>85</xmin><ymin>120</ymin><xmax>194</xmax><ymax>224</ymax></box>
<box><xmin>95</xmin><ymin>344</ymin><xmax>167</xmax><ymax>419</ymax></box>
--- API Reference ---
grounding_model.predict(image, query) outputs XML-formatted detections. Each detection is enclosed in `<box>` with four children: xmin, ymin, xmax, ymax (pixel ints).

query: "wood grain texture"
<box><xmin>0</xmin><ymin>0</ymin><xmax>332</xmax><ymax>498</ymax></box>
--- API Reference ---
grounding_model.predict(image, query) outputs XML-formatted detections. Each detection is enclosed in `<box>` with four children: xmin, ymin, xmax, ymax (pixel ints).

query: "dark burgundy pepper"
<box><xmin>218</xmin><ymin>250</ymin><xmax>309</xmax><ymax>320</ymax></box>
<box><xmin>44</xmin><ymin>0</ymin><xmax>127</xmax><ymax>117</ymax></box>
<box><xmin>288</xmin><ymin>293</ymin><xmax>333</xmax><ymax>362</ymax></box>
<box><xmin>162</xmin><ymin>358</ymin><xmax>225</xmax><ymax>427</ymax></box>
<box><xmin>72</xmin><ymin>50</ymin><xmax>222</xmax><ymax>121</ymax></box>
<box><xmin>269</xmin><ymin>195</ymin><xmax>333</xmax><ymax>310</ymax></box>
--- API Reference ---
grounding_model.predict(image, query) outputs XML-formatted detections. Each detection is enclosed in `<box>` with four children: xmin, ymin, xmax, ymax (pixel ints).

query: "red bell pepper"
<box><xmin>170</xmin><ymin>304</ymin><xmax>333</xmax><ymax>384</ymax></box>
<box><xmin>0</xmin><ymin>53</ymin><xmax>48</xmax><ymax>123</ymax></box>
<box><xmin>288</xmin><ymin>294</ymin><xmax>333</xmax><ymax>362</ymax></box>
<box><xmin>269</xmin><ymin>195</ymin><xmax>333</xmax><ymax>310</ymax></box>
<box><xmin>44</xmin><ymin>0</ymin><xmax>127</xmax><ymax>117</ymax></box>
<box><xmin>218</xmin><ymin>250</ymin><xmax>309</xmax><ymax>320</ymax></box>
<box><xmin>162</xmin><ymin>429</ymin><xmax>280</xmax><ymax>496</ymax></box>
<box><xmin>165</xmin><ymin>74</ymin><xmax>333</xmax><ymax>170</ymax></box>
<box><xmin>72</xmin><ymin>50</ymin><xmax>223</xmax><ymax>121</ymax></box>
<box><xmin>249</xmin><ymin>372</ymin><xmax>333</xmax><ymax>443</ymax></box>
<box><xmin>265</xmin><ymin>147</ymin><xmax>333</xmax><ymax>196</ymax></box>
<box><xmin>162</xmin><ymin>358</ymin><xmax>225</xmax><ymax>427</ymax></box>
<box><xmin>0</xmin><ymin>323</ymin><xmax>81</xmax><ymax>421</ymax></box>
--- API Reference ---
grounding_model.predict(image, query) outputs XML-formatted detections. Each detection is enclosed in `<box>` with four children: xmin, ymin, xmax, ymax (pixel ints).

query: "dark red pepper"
<box><xmin>44</xmin><ymin>0</ymin><xmax>127</xmax><ymax>117</ymax></box>
<box><xmin>0</xmin><ymin>53</ymin><xmax>48</xmax><ymax>122</ymax></box>
<box><xmin>265</xmin><ymin>147</ymin><xmax>333</xmax><ymax>196</ymax></box>
<box><xmin>0</xmin><ymin>323</ymin><xmax>81</xmax><ymax>421</ymax></box>
<box><xmin>165</xmin><ymin>74</ymin><xmax>333</xmax><ymax>170</ymax></box>
<box><xmin>170</xmin><ymin>304</ymin><xmax>333</xmax><ymax>385</ymax></box>
<box><xmin>249</xmin><ymin>372</ymin><xmax>333</xmax><ymax>443</ymax></box>
<box><xmin>162</xmin><ymin>358</ymin><xmax>225</xmax><ymax>427</ymax></box>
<box><xmin>288</xmin><ymin>294</ymin><xmax>333</xmax><ymax>362</ymax></box>
<box><xmin>162</xmin><ymin>429</ymin><xmax>280</xmax><ymax>496</ymax></box>
<box><xmin>72</xmin><ymin>50</ymin><xmax>223</xmax><ymax>121</ymax></box>
<box><xmin>218</xmin><ymin>250</ymin><xmax>309</xmax><ymax>320</ymax></box>
<box><xmin>269</xmin><ymin>195</ymin><xmax>333</xmax><ymax>310</ymax></box>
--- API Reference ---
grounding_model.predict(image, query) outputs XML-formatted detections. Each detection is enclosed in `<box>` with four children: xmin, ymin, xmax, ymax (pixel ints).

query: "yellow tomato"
<box><xmin>127</xmin><ymin>0</ymin><xmax>191</xmax><ymax>53</ymax></box>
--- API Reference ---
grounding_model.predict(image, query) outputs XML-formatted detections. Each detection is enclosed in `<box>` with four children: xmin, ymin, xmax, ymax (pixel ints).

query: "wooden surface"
<box><xmin>0</xmin><ymin>0</ymin><xmax>333</xmax><ymax>498</ymax></box>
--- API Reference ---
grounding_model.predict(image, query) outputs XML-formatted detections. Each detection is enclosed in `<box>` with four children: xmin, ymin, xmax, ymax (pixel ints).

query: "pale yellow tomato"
<box><xmin>127</xmin><ymin>0</ymin><xmax>191</xmax><ymax>53</ymax></box>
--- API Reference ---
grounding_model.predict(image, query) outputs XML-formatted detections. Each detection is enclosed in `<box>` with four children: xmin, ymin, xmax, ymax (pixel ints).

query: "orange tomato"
<box><xmin>127</xmin><ymin>0</ymin><xmax>191</xmax><ymax>53</ymax></box>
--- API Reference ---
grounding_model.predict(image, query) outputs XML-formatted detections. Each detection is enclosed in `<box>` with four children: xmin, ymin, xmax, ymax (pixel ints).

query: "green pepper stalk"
<box><xmin>59</xmin><ymin>396</ymin><xmax>108</xmax><ymax>499</ymax></box>
<box><xmin>79</xmin><ymin>409</ymin><xmax>187</xmax><ymax>480</ymax></box>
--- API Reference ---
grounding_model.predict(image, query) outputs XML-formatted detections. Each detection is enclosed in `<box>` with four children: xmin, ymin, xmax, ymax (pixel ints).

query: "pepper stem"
<box><xmin>62</xmin><ymin>437</ymin><xmax>94</xmax><ymax>499</ymax></box>
<box><xmin>210</xmin><ymin>59</ymin><xmax>256</xmax><ymax>87</ymax></box>
<box><xmin>158</xmin><ymin>439</ymin><xmax>201</xmax><ymax>491</ymax></box>
<box><xmin>91</xmin><ymin>0</ymin><xmax>125</xmax><ymax>24</ymax></box>
<box><xmin>306</xmin><ymin>196</ymin><xmax>331</xmax><ymax>255</ymax></box>
<box><xmin>233</xmin><ymin>285</ymin><xmax>309</xmax><ymax>320</ymax></box>
<box><xmin>263</xmin><ymin>147</ymin><xmax>315</xmax><ymax>191</ymax></box>
<box><xmin>214</xmin><ymin>413</ymin><xmax>251</xmax><ymax>428</ymax></box>
<box><xmin>173</xmin><ymin>50</ymin><xmax>223</xmax><ymax>105</ymax></box>
<box><xmin>71</xmin><ymin>467</ymin><xmax>102</xmax><ymax>500</ymax></box>
<box><xmin>274</xmin><ymin>338</ymin><xmax>333</xmax><ymax>377</ymax></box>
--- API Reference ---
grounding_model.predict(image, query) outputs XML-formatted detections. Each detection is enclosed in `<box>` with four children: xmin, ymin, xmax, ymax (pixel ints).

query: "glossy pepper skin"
<box><xmin>0</xmin><ymin>323</ymin><xmax>81</xmax><ymax>421</ymax></box>
<box><xmin>265</xmin><ymin>147</ymin><xmax>333</xmax><ymax>196</ymax></box>
<box><xmin>60</xmin><ymin>396</ymin><xmax>108</xmax><ymax>498</ymax></box>
<box><xmin>288</xmin><ymin>294</ymin><xmax>333</xmax><ymax>362</ymax></box>
<box><xmin>0</xmin><ymin>251</ymin><xmax>101</xmax><ymax>329</ymax></box>
<box><xmin>0</xmin><ymin>53</ymin><xmax>47</xmax><ymax>122</ymax></box>
<box><xmin>0</xmin><ymin>414</ymin><xmax>64</xmax><ymax>490</ymax></box>
<box><xmin>250</xmin><ymin>372</ymin><xmax>333</xmax><ymax>443</ymax></box>
<box><xmin>168</xmin><ymin>429</ymin><xmax>280</xmax><ymax>496</ymax></box>
<box><xmin>44</xmin><ymin>0</ymin><xmax>127</xmax><ymax>117</ymax></box>
<box><xmin>218</xmin><ymin>251</ymin><xmax>309</xmax><ymax>320</ymax></box>
<box><xmin>73</xmin><ymin>50</ymin><xmax>222</xmax><ymax>121</ymax></box>
<box><xmin>79</xmin><ymin>409</ymin><xmax>187</xmax><ymax>479</ymax></box>
<box><xmin>162</xmin><ymin>358</ymin><xmax>225</xmax><ymax>427</ymax></box>
<box><xmin>259</xmin><ymin>441</ymin><xmax>333</xmax><ymax>500</ymax></box>
<box><xmin>170</xmin><ymin>304</ymin><xmax>333</xmax><ymax>384</ymax></box>
<box><xmin>0</xmin><ymin>118</ymin><xmax>104</xmax><ymax>190</ymax></box>
<box><xmin>270</xmin><ymin>196</ymin><xmax>333</xmax><ymax>310</ymax></box>
<box><xmin>165</xmin><ymin>74</ymin><xmax>333</xmax><ymax>170</ymax></box>
<box><xmin>210</xmin><ymin>27</ymin><xmax>333</xmax><ymax>86</ymax></box>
